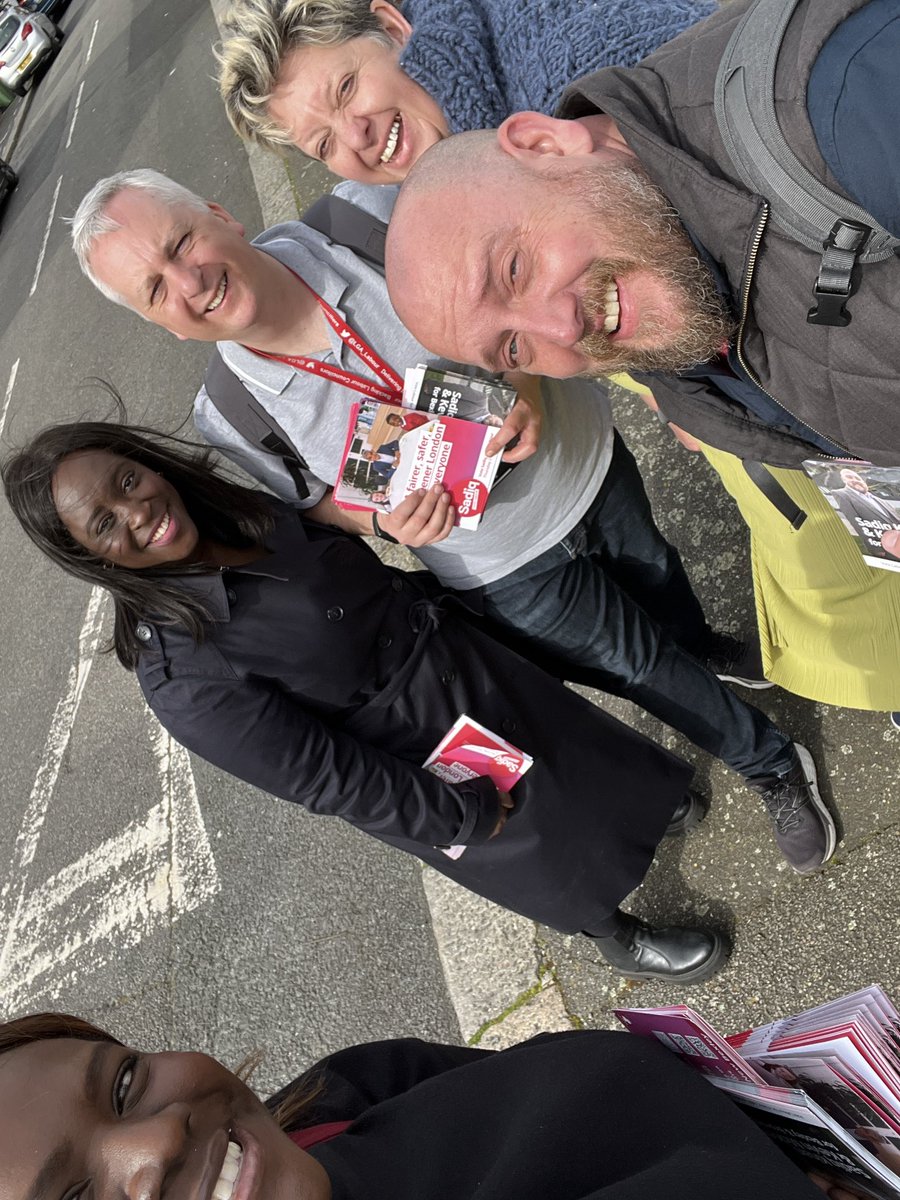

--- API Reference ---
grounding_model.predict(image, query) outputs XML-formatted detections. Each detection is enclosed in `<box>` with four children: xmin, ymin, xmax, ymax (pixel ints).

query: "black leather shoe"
<box><xmin>589</xmin><ymin>913</ymin><xmax>730</xmax><ymax>984</ymax></box>
<box><xmin>664</xmin><ymin>789</ymin><xmax>709</xmax><ymax>836</ymax></box>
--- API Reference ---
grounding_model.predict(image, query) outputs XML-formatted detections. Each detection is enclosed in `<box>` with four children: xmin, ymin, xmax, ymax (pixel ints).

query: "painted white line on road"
<box><xmin>84</xmin><ymin>17</ymin><xmax>99</xmax><ymax>67</ymax></box>
<box><xmin>0</xmin><ymin>586</ymin><xmax>107</xmax><ymax>985</ymax></box>
<box><xmin>0</xmin><ymin>357</ymin><xmax>19</xmax><ymax>441</ymax></box>
<box><xmin>29</xmin><ymin>173</ymin><xmax>63</xmax><ymax>298</ymax></box>
<box><xmin>149</xmin><ymin>715</ymin><xmax>219</xmax><ymax>913</ymax></box>
<box><xmin>0</xmin><ymin>714</ymin><xmax>219</xmax><ymax>1010</ymax></box>
<box><xmin>66</xmin><ymin>80</ymin><xmax>85</xmax><ymax>150</ymax></box>
<box><xmin>0</xmin><ymin>591</ymin><xmax>219</xmax><ymax>1008</ymax></box>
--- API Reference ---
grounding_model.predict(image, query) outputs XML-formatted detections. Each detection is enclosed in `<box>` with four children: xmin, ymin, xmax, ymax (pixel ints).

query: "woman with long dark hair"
<box><xmin>3</xmin><ymin>418</ymin><xmax>726</xmax><ymax>983</ymax></box>
<box><xmin>0</xmin><ymin>1009</ymin><xmax>832</xmax><ymax>1199</ymax></box>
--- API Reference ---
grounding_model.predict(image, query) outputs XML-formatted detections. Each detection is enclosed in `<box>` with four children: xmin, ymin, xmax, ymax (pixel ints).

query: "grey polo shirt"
<box><xmin>194</xmin><ymin>181</ymin><xmax>612</xmax><ymax>590</ymax></box>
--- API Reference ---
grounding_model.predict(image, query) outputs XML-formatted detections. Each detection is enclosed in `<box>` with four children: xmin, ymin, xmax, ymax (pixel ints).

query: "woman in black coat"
<box><xmin>2</xmin><ymin>419</ymin><xmax>725</xmax><ymax>982</ymax></box>
<box><xmin>0</xmin><ymin>1011</ymin><xmax>829</xmax><ymax>1200</ymax></box>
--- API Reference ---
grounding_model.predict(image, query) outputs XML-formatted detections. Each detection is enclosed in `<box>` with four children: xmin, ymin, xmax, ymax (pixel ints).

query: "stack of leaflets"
<box><xmin>617</xmin><ymin>988</ymin><xmax>900</xmax><ymax>1198</ymax></box>
<box><xmin>333</xmin><ymin>367</ymin><xmax>518</xmax><ymax>530</ymax></box>
<box><xmin>423</xmin><ymin>714</ymin><xmax>533</xmax><ymax>860</ymax></box>
<box><xmin>804</xmin><ymin>458</ymin><xmax>900</xmax><ymax>572</ymax></box>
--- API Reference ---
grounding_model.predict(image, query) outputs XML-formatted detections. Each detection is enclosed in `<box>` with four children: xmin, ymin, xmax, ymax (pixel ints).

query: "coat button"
<box><xmin>327</xmin><ymin>606</ymin><xmax>344</xmax><ymax>622</ymax></box>
<box><xmin>391</xmin><ymin>577</ymin><xmax>403</xmax><ymax>591</ymax></box>
<box><xmin>441</xmin><ymin>669</ymin><xmax>455</xmax><ymax>685</ymax></box>
<box><xmin>502</xmin><ymin>718</ymin><xmax>517</xmax><ymax>734</ymax></box>
<box><xmin>135</xmin><ymin>622</ymin><xmax>152</xmax><ymax>643</ymax></box>
<box><xmin>377</xmin><ymin>634</ymin><xmax>393</xmax><ymax>648</ymax></box>
<box><xmin>225</xmin><ymin>588</ymin><xmax>237</xmax><ymax>604</ymax></box>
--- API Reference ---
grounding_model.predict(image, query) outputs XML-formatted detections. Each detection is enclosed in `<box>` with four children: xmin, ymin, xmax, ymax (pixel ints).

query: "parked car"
<box><xmin>0</xmin><ymin>155</ymin><xmax>16</xmax><ymax>209</ymax></box>
<box><xmin>0</xmin><ymin>7</ymin><xmax>59</xmax><ymax>95</ymax></box>
<box><xmin>18</xmin><ymin>0</ymin><xmax>69</xmax><ymax>20</ymax></box>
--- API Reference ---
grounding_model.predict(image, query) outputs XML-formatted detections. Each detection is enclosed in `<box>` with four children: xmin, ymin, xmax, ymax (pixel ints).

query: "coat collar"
<box><xmin>150</xmin><ymin>503</ymin><xmax>308</xmax><ymax>622</ymax></box>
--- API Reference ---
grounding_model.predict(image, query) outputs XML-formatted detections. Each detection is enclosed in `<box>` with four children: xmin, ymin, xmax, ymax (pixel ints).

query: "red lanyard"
<box><xmin>245</xmin><ymin>272</ymin><xmax>404</xmax><ymax>403</ymax></box>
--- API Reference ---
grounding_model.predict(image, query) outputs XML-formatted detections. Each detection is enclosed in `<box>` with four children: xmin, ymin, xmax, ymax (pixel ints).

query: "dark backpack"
<box><xmin>201</xmin><ymin>194</ymin><xmax>389</xmax><ymax>501</ymax></box>
<box><xmin>712</xmin><ymin>0</ymin><xmax>900</xmax><ymax>526</ymax></box>
<box><xmin>714</xmin><ymin>0</ymin><xmax>900</xmax><ymax>329</ymax></box>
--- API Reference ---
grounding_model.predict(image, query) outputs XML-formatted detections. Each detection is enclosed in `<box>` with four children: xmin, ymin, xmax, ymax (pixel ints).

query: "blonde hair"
<box><xmin>216</xmin><ymin>0</ymin><xmax>395</xmax><ymax>151</ymax></box>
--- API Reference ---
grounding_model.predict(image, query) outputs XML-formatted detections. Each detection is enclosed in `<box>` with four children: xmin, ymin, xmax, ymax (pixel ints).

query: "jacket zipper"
<box><xmin>733</xmin><ymin>202</ymin><xmax>854</xmax><ymax>460</ymax></box>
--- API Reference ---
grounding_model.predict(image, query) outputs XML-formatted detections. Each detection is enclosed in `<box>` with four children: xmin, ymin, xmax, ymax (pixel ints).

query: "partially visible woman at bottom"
<box><xmin>3</xmin><ymin>419</ymin><xmax>725</xmax><ymax>983</ymax></box>
<box><xmin>0</xmin><ymin>1011</ymin><xmax>834</xmax><ymax>1200</ymax></box>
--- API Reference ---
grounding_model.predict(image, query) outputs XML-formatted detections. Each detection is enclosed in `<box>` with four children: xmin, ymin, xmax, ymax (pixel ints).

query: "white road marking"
<box><xmin>0</xmin><ymin>714</ymin><xmax>219</xmax><ymax>1010</ymax></box>
<box><xmin>66</xmin><ymin>80</ymin><xmax>85</xmax><ymax>150</ymax></box>
<box><xmin>0</xmin><ymin>588</ymin><xmax>219</xmax><ymax>1009</ymax></box>
<box><xmin>29</xmin><ymin>173</ymin><xmax>63</xmax><ymax>298</ymax></box>
<box><xmin>0</xmin><ymin>586</ymin><xmax>107</xmax><ymax>985</ymax></box>
<box><xmin>84</xmin><ymin>17</ymin><xmax>99</xmax><ymax>67</ymax></box>
<box><xmin>0</xmin><ymin>357</ymin><xmax>19</xmax><ymax>440</ymax></box>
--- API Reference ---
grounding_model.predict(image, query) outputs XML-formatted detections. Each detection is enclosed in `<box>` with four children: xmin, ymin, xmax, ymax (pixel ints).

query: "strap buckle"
<box><xmin>807</xmin><ymin>219</ymin><xmax>870</xmax><ymax>327</ymax></box>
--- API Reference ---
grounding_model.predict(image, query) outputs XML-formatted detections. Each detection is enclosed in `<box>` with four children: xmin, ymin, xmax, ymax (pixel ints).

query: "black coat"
<box><xmin>272</xmin><ymin>1032</ymin><xmax>822</xmax><ymax>1199</ymax></box>
<box><xmin>135</xmin><ymin>500</ymin><xmax>691</xmax><ymax>933</ymax></box>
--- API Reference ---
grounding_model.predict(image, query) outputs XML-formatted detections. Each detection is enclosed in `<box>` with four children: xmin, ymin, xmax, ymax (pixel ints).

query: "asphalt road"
<box><xmin>0</xmin><ymin>0</ymin><xmax>459</xmax><ymax>1092</ymax></box>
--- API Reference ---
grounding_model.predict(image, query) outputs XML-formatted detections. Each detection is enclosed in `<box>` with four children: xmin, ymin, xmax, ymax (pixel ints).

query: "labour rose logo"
<box><xmin>452</xmin><ymin>478</ymin><xmax>488</xmax><ymax>517</ymax></box>
<box><xmin>459</xmin><ymin>745</ymin><xmax>523</xmax><ymax>774</ymax></box>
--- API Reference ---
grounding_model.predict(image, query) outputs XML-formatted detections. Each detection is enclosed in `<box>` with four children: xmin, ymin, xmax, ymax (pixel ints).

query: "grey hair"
<box><xmin>216</xmin><ymin>0</ymin><xmax>395</xmax><ymax>151</ymax></box>
<box><xmin>70</xmin><ymin>169</ymin><xmax>209</xmax><ymax>307</ymax></box>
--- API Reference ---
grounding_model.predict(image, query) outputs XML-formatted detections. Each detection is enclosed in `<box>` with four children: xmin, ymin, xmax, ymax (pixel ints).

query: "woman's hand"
<box><xmin>377</xmin><ymin>484</ymin><xmax>456</xmax><ymax>547</ymax></box>
<box><xmin>489</xmin><ymin>790</ymin><xmax>516</xmax><ymax>839</ymax></box>
<box><xmin>488</xmin><ymin>372</ymin><xmax>543</xmax><ymax>462</ymax></box>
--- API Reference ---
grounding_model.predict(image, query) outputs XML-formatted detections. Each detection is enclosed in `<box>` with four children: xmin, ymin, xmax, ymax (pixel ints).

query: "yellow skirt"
<box><xmin>700</xmin><ymin>444</ymin><xmax>900</xmax><ymax>710</ymax></box>
<box><xmin>608</xmin><ymin>373</ymin><xmax>900</xmax><ymax>710</ymax></box>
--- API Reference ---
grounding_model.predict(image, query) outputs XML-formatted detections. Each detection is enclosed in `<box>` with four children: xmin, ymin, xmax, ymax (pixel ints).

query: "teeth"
<box><xmin>150</xmin><ymin>512</ymin><xmax>170</xmax><ymax>544</ymax></box>
<box><xmin>207</xmin><ymin>275</ymin><xmax>227</xmax><ymax>312</ymax></box>
<box><xmin>212</xmin><ymin>1142</ymin><xmax>243</xmax><ymax>1200</ymax></box>
<box><xmin>602</xmin><ymin>283</ymin><xmax>620</xmax><ymax>334</ymax></box>
<box><xmin>380</xmin><ymin>116</ymin><xmax>400</xmax><ymax>163</ymax></box>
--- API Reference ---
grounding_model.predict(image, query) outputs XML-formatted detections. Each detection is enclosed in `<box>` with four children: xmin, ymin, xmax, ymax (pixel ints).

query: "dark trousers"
<box><xmin>477</xmin><ymin>432</ymin><xmax>793</xmax><ymax>779</ymax></box>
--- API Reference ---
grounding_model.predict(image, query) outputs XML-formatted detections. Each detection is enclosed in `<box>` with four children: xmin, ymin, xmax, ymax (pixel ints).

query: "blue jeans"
<box><xmin>477</xmin><ymin>432</ymin><xmax>793</xmax><ymax>779</ymax></box>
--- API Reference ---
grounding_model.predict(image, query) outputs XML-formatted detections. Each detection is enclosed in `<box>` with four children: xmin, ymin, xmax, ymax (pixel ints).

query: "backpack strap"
<box><xmin>742</xmin><ymin>460</ymin><xmax>807</xmax><ymax>529</ymax></box>
<box><xmin>301</xmin><ymin>193</ymin><xmax>388</xmax><ymax>273</ymax></box>
<box><xmin>203</xmin><ymin>348</ymin><xmax>311</xmax><ymax>500</ymax></box>
<box><xmin>714</xmin><ymin>0</ymin><xmax>900</xmax><ymax>326</ymax></box>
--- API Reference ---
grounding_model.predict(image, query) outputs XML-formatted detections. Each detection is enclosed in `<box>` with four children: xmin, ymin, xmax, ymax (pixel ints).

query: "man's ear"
<box><xmin>498</xmin><ymin>111</ymin><xmax>594</xmax><ymax>161</ymax></box>
<box><xmin>205</xmin><ymin>200</ymin><xmax>245</xmax><ymax>238</ymax></box>
<box><xmin>370</xmin><ymin>0</ymin><xmax>413</xmax><ymax>47</ymax></box>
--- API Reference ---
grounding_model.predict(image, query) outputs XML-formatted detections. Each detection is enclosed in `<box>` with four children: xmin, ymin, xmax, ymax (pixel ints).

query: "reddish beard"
<box><xmin>552</xmin><ymin>160</ymin><xmax>735</xmax><ymax>375</ymax></box>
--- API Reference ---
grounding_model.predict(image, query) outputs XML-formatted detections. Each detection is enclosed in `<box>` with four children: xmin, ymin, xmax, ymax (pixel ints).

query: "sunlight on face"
<box><xmin>269</xmin><ymin>29</ymin><xmax>448</xmax><ymax>184</ymax></box>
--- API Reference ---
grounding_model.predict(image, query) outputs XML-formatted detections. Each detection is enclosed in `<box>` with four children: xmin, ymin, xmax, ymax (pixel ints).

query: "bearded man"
<box><xmin>385</xmin><ymin>0</ymin><xmax>899</xmax><ymax>469</ymax></box>
<box><xmin>385</xmin><ymin>0</ymin><xmax>900</xmax><ymax>718</ymax></box>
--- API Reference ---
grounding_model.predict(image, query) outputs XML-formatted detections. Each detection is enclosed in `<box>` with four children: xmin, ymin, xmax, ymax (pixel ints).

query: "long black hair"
<box><xmin>2</xmin><ymin>420</ymin><xmax>275</xmax><ymax>670</ymax></box>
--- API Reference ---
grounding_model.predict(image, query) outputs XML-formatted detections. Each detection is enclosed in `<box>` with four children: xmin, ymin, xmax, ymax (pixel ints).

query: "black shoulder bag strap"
<box><xmin>203</xmin><ymin>348</ymin><xmax>312</xmax><ymax>501</ymax></box>
<box><xmin>714</xmin><ymin>0</ymin><xmax>900</xmax><ymax>328</ymax></box>
<box><xmin>202</xmin><ymin>195</ymin><xmax>390</xmax><ymax>500</ymax></box>
<box><xmin>301</xmin><ymin>193</ymin><xmax>388</xmax><ymax>274</ymax></box>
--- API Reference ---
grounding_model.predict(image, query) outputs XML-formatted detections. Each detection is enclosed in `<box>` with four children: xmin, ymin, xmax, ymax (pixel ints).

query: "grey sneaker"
<box><xmin>747</xmin><ymin>743</ymin><xmax>836</xmax><ymax>874</ymax></box>
<box><xmin>705</xmin><ymin>632</ymin><xmax>774</xmax><ymax>689</ymax></box>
